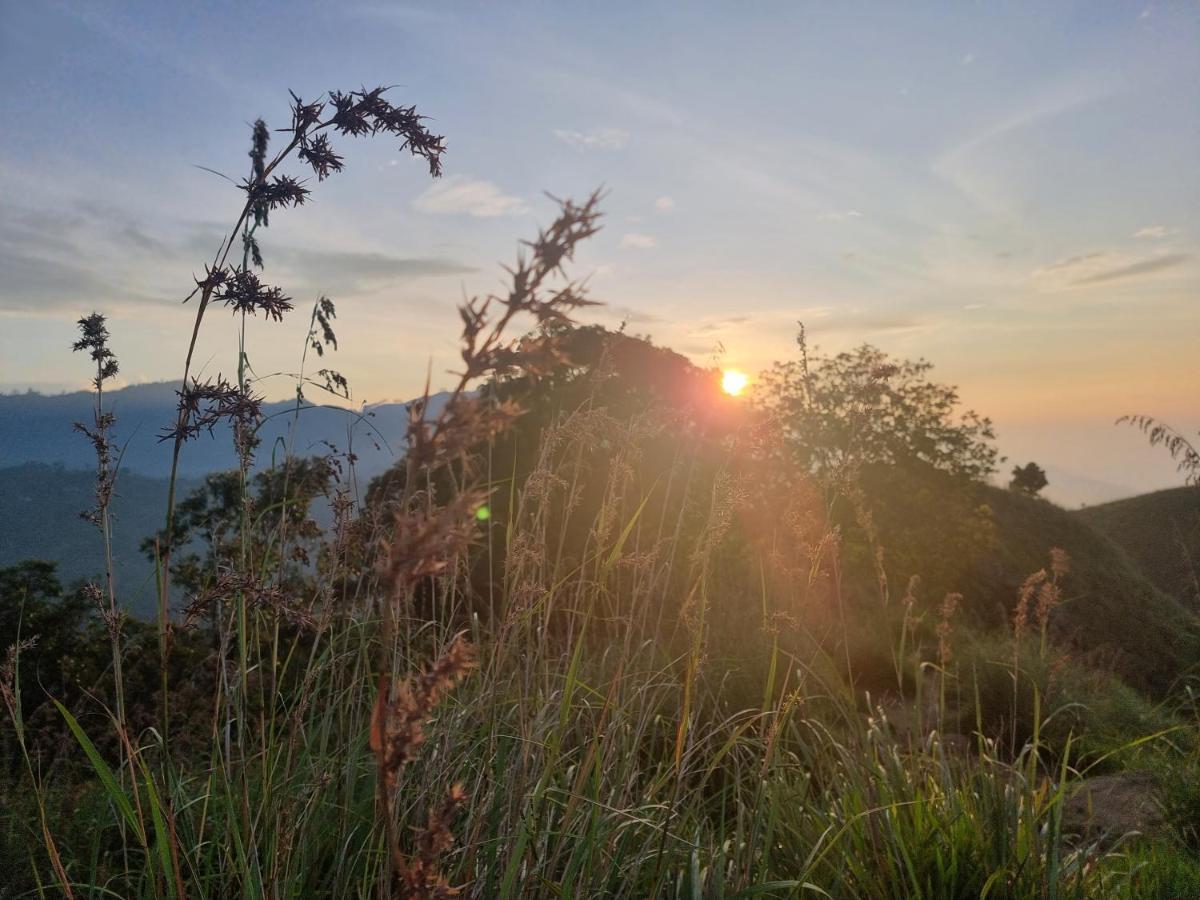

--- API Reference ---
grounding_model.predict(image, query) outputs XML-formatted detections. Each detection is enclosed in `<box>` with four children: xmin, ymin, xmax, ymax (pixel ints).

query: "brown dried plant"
<box><xmin>396</xmin><ymin>783</ymin><xmax>470</xmax><ymax>899</ymax></box>
<box><xmin>1012</xmin><ymin>548</ymin><xmax>1068</xmax><ymax>651</ymax></box>
<box><xmin>370</xmin><ymin>638</ymin><xmax>475</xmax><ymax>897</ymax></box>
<box><xmin>370</xmin><ymin>191</ymin><xmax>603</xmax><ymax>894</ymax></box>
<box><xmin>936</xmin><ymin>591</ymin><xmax>961</xmax><ymax>667</ymax></box>
<box><xmin>370</xmin><ymin>637</ymin><xmax>476</xmax><ymax>788</ymax></box>
<box><xmin>71</xmin><ymin>313</ymin><xmax>133</xmax><ymax>744</ymax></box>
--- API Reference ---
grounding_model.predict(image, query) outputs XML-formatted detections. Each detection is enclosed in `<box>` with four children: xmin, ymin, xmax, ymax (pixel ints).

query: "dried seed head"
<box><xmin>1049</xmin><ymin>547</ymin><xmax>1070</xmax><ymax>578</ymax></box>
<box><xmin>182</xmin><ymin>571</ymin><xmax>314</xmax><ymax>630</ymax></box>
<box><xmin>370</xmin><ymin>636</ymin><xmax>476</xmax><ymax>789</ymax></box>
<box><xmin>72</xmin><ymin>313</ymin><xmax>119</xmax><ymax>385</ymax></box>
<box><xmin>937</xmin><ymin>592</ymin><xmax>961</xmax><ymax>665</ymax></box>
<box><xmin>160</xmin><ymin>376</ymin><xmax>264</xmax><ymax>448</ymax></box>
<box><xmin>240</xmin><ymin>174</ymin><xmax>310</xmax><ymax>212</ymax></box>
<box><xmin>215</xmin><ymin>269</ymin><xmax>294</xmax><ymax>322</ymax></box>
<box><xmin>1013</xmin><ymin>569</ymin><xmax>1046</xmax><ymax>640</ymax></box>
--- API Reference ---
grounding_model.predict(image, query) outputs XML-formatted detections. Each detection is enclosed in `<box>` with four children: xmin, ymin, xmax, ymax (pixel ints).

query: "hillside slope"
<box><xmin>855</xmin><ymin>465</ymin><xmax>1200</xmax><ymax>694</ymax></box>
<box><xmin>1075</xmin><ymin>487</ymin><xmax>1200</xmax><ymax>609</ymax></box>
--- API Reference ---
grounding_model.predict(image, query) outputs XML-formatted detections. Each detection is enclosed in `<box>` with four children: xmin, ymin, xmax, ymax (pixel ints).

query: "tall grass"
<box><xmin>3</xmin><ymin>88</ymin><xmax>1198</xmax><ymax>899</ymax></box>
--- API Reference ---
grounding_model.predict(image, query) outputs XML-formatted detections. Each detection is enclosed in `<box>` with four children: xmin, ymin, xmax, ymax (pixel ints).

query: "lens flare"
<box><xmin>721</xmin><ymin>369</ymin><xmax>749</xmax><ymax>396</ymax></box>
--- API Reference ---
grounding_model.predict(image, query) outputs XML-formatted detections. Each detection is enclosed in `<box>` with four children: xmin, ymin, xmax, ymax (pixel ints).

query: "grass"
<box><xmin>3</xmin><ymin>87</ymin><xmax>1199</xmax><ymax>898</ymax></box>
<box><xmin>1076</xmin><ymin>486</ymin><xmax>1200</xmax><ymax>609</ymax></box>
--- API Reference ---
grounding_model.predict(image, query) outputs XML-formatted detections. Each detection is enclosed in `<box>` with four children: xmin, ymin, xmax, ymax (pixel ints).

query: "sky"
<box><xmin>0</xmin><ymin>1</ymin><xmax>1197</xmax><ymax>501</ymax></box>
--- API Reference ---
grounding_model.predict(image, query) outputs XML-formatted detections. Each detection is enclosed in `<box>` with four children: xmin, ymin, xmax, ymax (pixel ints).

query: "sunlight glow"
<box><xmin>721</xmin><ymin>369</ymin><xmax>749</xmax><ymax>397</ymax></box>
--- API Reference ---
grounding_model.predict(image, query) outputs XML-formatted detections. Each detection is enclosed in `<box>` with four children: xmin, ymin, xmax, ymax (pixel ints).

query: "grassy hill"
<box><xmin>1075</xmin><ymin>486</ymin><xmax>1200</xmax><ymax>610</ymax></box>
<box><xmin>975</xmin><ymin>484</ymin><xmax>1200</xmax><ymax>692</ymax></box>
<box><xmin>853</xmin><ymin>465</ymin><xmax>1200</xmax><ymax>694</ymax></box>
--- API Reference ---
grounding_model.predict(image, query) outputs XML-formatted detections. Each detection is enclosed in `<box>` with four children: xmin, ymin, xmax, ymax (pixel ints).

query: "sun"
<box><xmin>721</xmin><ymin>369</ymin><xmax>749</xmax><ymax>397</ymax></box>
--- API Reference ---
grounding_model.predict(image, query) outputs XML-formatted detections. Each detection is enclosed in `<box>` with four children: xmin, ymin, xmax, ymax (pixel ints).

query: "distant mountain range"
<box><xmin>0</xmin><ymin>381</ymin><xmax>445</xmax><ymax>482</ymax></box>
<box><xmin>0</xmin><ymin>382</ymin><xmax>447</xmax><ymax>616</ymax></box>
<box><xmin>1038</xmin><ymin>466</ymin><xmax>1139</xmax><ymax>510</ymax></box>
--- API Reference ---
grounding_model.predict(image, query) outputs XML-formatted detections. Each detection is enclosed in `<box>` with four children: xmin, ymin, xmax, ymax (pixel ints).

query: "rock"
<box><xmin>1062</xmin><ymin>771</ymin><xmax>1162</xmax><ymax>840</ymax></box>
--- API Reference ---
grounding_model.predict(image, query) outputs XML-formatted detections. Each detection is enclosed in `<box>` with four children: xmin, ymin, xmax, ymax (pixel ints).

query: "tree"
<box><xmin>1009</xmin><ymin>462</ymin><xmax>1048</xmax><ymax>496</ymax></box>
<box><xmin>142</xmin><ymin>456</ymin><xmax>337</xmax><ymax>597</ymax></box>
<box><xmin>758</xmin><ymin>339</ymin><xmax>999</xmax><ymax>482</ymax></box>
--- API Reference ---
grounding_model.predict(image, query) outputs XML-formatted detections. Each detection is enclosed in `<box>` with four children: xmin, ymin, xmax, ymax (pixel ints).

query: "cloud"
<box><xmin>413</xmin><ymin>176</ymin><xmax>528</xmax><ymax>217</ymax></box>
<box><xmin>817</xmin><ymin>209</ymin><xmax>862</xmax><ymax>222</ymax></box>
<box><xmin>961</xmin><ymin>52</ymin><xmax>976</xmax><ymax>65</ymax></box>
<box><xmin>1133</xmin><ymin>225</ymin><xmax>1172</xmax><ymax>239</ymax></box>
<box><xmin>620</xmin><ymin>233</ymin><xmax>657</xmax><ymax>249</ymax></box>
<box><xmin>1040</xmin><ymin>251</ymin><xmax>1107</xmax><ymax>273</ymax></box>
<box><xmin>692</xmin><ymin>316</ymin><xmax>749</xmax><ymax>334</ymax></box>
<box><xmin>0</xmin><ymin>205</ymin><xmax>172</xmax><ymax>313</ymax></box>
<box><xmin>1032</xmin><ymin>250</ymin><xmax>1191</xmax><ymax>287</ymax></box>
<box><xmin>932</xmin><ymin>75</ymin><xmax>1117</xmax><ymax>213</ymax></box>
<box><xmin>1072</xmin><ymin>253</ymin><xmax>1190</xmax><ymax>285</ymax></box>
<box><xmin>553</xmin><ymin>128</ymin><xmax>630</xmax><ymax>151</ymax></box>
<box><xmin>654</xmin><ymin>196</ymin><xmax>675</xmax><ymax>213</ymax></box>
<box><xmin>808</xmin><ymin>313</ymin><xmax>924</xmax><ymax>334</ymax></box>
<box><xmin>605</xmin><ymin>305</ymin><xmax>662</xmax><ymax>324</ymax></box>
<box><xmin>0</xmin><ymin>200</ymin><xmax>480</xmax><ymax>314</ymax></box>
<box><xmin>0</xmin><ymin>246</ymin><xmax>154</xmax><ymax>313</ymax></box>
<box><xmin>278</xmin><ymin>247</ymin><xmax>477</xmax><ymax>295</ymax></box>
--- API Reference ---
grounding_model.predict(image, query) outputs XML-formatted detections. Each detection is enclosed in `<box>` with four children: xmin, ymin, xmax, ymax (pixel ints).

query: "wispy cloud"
<box><xmin>654</xmin><ymin>196</ymin><xmax>675</xmax><ymax>212</ymax></box>
<box><xmin>0</xmin><ymin>204</ymin><xmax>173</xmax><ymax>313</ymax></box>
<box><xmin>413</xmin><ymin>176</ymin><xmax>528</xmax><ymax>217</ymax></box>
<box><xmin>817</xmin><ymin>209</ymin><xmax>862</xmax><ymax>222</ymax></box>
<box><xmin>0</xmin><ymin>200</ymin><xmax>479</xmax><ymax>313</ymax></box>
<box><xmin>1039</xmin><ymin>251</ymin><xmax>1107</xmax><ymax>274</ymax></box>
<box><xmin>553</xmin><ymin>127</ymin><xmax>630</xmax><ymax>151</ymax></box>
<box><xmin>604</xmin><ymin>305</ymin><xmax>662</xmax><ymax>324</ymax></box>
<box><xmin>1133</xmin><ymin>225</ymin><xmax>1173</xmax><ymax>239</ymax></box>
<box><xmin>801</xmin><ymin>311</ymin><xmax>926</xmax><ymax>334</ymax></box>
<box><xmin>620</xmin><ymin>232</ymin><xmax>657</xmax><ymax>249</ymax></box>
<box><xmin>961</xmin><ymin>52</ymin><xmax>976</xmax><ymax>65</ymax></box>
<box><xmin>1032</xmin><ymin>250</ymin><xmax>1191</xmax><ymax>287</ymax></box>
<box><xmin>277</xmin><ymin>247</ymin><xmax>476</xmax><ymax>295</ymax></box>
<box><xmin>691</xmin><ymin>316</ymin><xmax>749</xmax><ymax>335</ymax></box>
<box><xmin>1072</xmin><ymin>253</ymin><xmax>1190</xmax><ymax>285</ymax></box>
<box><xmin>0</xmin><ymin>246</ymin><xmax>149</xmax><ymax>313</ymax></box>
<box><xmin>933</xmin><ymin>74</ymin><xmax>1118</xmax><ymax>214</ymax></box>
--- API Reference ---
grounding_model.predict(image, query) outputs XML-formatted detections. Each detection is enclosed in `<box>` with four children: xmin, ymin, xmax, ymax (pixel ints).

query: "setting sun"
<box><xmin>721</xmin><ymin>369</ymin><xmax>749</xmax><ymax>397</ymax></box>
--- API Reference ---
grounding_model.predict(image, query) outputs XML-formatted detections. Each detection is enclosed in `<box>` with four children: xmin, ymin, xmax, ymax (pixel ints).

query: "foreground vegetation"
<box><xmin>3</xmin><ymin>87</ymin><xmax>1199</xmax><ymax>898</ymax></box>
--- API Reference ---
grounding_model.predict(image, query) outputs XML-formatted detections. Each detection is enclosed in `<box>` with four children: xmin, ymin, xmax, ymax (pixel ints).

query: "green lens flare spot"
<box><xmin>475</xmin><ymin>505</ymin><xmax>491</xmax><ymax>522</ymax></box>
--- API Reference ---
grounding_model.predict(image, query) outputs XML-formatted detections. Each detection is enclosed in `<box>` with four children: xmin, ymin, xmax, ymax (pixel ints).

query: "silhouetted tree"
<box><xmin>1010</xmin><ymin>462</ymin><xmax>1048</xmax><ymax>496</ymax></box>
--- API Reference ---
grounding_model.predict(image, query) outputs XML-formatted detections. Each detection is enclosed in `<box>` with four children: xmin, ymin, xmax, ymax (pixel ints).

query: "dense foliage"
<box><xmin>758</xmin><ymin>340</ymin><xmax>999</xmax><ymax>481</ymax></box>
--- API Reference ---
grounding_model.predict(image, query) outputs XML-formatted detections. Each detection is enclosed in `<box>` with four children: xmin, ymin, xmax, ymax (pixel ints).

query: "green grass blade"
<box><xmin>52</xmin><ymin>698</ymin><xmax>144</xmax><ymax>844</ymax></box>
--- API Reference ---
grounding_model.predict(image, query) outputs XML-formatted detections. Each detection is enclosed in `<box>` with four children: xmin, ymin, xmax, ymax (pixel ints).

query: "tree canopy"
<box><xmin>1010</xmin><ymin>461</ymin><xmax>1048</xmax><ymax>496</ymax></box>
<box><xmin>758</xmin><ymin>341</ymin><xmax>999</xmax><ymax>482</ymax></box>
